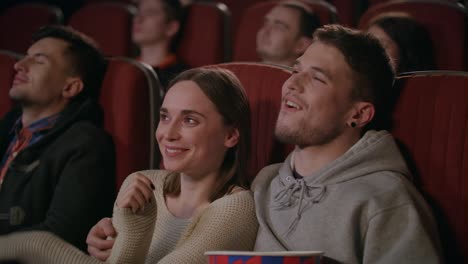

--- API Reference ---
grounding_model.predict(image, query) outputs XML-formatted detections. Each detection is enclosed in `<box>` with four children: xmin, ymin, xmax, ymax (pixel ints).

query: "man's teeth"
<box><xmin>286</xmin><ymin>100</ymin><xmax>300</xmax><ymax>109</ymax></box>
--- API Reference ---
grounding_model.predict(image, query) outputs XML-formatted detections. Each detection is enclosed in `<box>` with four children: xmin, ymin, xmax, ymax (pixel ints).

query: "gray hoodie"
<box><xmin>253</xmin><ymin>130</ymin><xmax>442</xmax><ymax>263</ymax></box>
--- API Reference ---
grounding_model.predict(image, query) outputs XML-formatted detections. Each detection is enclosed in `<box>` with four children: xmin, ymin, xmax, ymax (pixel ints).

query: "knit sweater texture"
<box><xmin>253</xmin><ymin>130</ymin><xmax>442</xmax><ymax>263</ymax></box>
<box><xmin>0</xmin><ymin>170</ymin><xmax>258</xmax><ymax>264</ymax></box>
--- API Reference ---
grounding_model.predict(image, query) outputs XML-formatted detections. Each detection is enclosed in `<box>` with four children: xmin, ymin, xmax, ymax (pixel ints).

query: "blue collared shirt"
<box><xmin>0</xmin><ymin>113</ymin><xmax>60</xmax><ymax>185</ymax></box>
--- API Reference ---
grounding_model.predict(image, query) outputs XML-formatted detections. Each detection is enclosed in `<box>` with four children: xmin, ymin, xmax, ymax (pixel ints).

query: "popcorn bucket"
<box><xmin>205</xmin><ymin>251</ymin><xmax>323</xmax><ymax>264</ymax></box>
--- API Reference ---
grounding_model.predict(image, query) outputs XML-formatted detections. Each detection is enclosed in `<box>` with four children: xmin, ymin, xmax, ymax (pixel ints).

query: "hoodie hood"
<box><xmin>272</xmin><ymin>130</ymin><xmax>410</xmax><ymax>236</ymax></box>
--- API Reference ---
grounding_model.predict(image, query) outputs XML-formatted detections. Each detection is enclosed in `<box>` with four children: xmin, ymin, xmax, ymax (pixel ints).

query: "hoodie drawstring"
<box><xmin>273</xmin><ymin>177</ymin><xmax>326</xmax><ymax>237</ymax></box>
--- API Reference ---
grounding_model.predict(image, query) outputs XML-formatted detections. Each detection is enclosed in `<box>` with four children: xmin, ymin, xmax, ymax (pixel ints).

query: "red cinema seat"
<box><xmin>178</xmin><ymin>2</ymin><xmax>231</xmax><ymax>67</ymax></box>
<box><xmin>358</xmin><ymin>0</ymin><xmax>468</xmax><ymax>71</ymax></box>
<box><xmin>0</xmin><ymin>50</ymin><xmax>21</xmax><ymax>117</ymax></box>
<box><xmin>69</xmin><ymin>2</ymin><xmax>136</xmax><ymax>57</ymax></box>
<box><xmin>327</xmin><ymin>0</ymin><xmax>365</xmax><ymax>26</ymax></box>
<box><xmin>101</xmin><ymin>57</ymin><xmax>163</xmax><ymax>189</ymax></box>
<box><xmin>392</xmin><ymin>71</ymin><xmax>468</xmax><ymax>263</ymax></box>
<box><xmin>82</xmin><ymin>0</ymin><xmax>135</xmax><ymax>4</ymax></box>
<box><xmin>233</xmin><ymin>0</ymin><xmax>337</xmax><ymax>62</ymax></box>
<box><xmin>217</xmin><ymin>0</ymin><xmax>266</xmax><ymax>37</ymax></box>
<box><xmin>208</xmin><ymin>62</ymin><xmax>293</xmax><ymax>179</ymax></box>
<box><xmin>0</xmin><ymin>3</ymin><xmax>63</xmax><ymax>54</ymax></box>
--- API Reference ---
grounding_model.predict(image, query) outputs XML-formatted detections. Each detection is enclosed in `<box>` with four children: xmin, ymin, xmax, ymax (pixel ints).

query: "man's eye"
<box><xmin>160</xmin><ymin>113</ymin><xmax>169</xmax><ymax>121</ymax></box>
<box><xmin>314</xmin><ymin>77</ymin><xmax>325</xmax><ymax>84</ymax></box>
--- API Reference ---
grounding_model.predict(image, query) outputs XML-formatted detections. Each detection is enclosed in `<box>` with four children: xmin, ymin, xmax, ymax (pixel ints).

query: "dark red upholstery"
<box><xmin>233</xmin><ymin>0</ymin><xmax>337</xmax><ymax>62</ymax></box>
<box><xmin>69</xmin><ymin>2</ymin><xmax>136</xmax><ymax>57</ymax></box>
<box><xmin>178</xmin><ymin>2</ymin><xmax>231</xmax><ymax>67</ymax></box>
<box><xmin>367</xmin><ymin>0</ymin><xmax>391</xmax><ymax>5</ymax></box>
<box><xmin>392</xmin><ymin>71</ymin><xmax>468</xmax><ymax>263</ymax></box>
<box><xmin>0</xmin><ymin>50</ymin><xmax>21</xmax><ymax>117</ymax></box>
<box><xmin>100</xmin><ymin>57</ymin><xmax>162</xmax><ymax>189</ymax></box>
<box><xmin>358</xmin><ymin>0</ymin><xmax>468</xmax><ymax>71</ymax></box>
<box><xmin>364</xmin><ymin>0</ymin><xmax>460</xmax><ymax>6</ymax></box>
<box><xmin>82</xmin><ymin>0</ymin><xmax>134</xmax><ymax>4</ymax></box>
<box><xmin>208</xmin><ymin>62</ymin><xmax>293</xmax><ymax>179</ymax></box>
<box><xmin>217</xmin><ymin>0</ymin><xmax>266</xmax><ymax>37</ymax></box>
<box><xmin>327</xmin><ymin>0</ymin><xmax>364</xmax><ymax>26</ymax></box>
<box><xmin>0</xmin><ymin>3</ymin><xmax>63</xmax><ymax>53</ymax></box>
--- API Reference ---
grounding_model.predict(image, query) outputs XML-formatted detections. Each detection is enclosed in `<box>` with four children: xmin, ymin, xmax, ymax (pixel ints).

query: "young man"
<box><xmin>0</xmin><ymin>25</ymin><xmax>115</xmax><ymax>251</ymax></box>
<box><xmin>256</xmin><ymin>0</ymin><xmax>320</xmax><ymax>67</ymax></box>
<box><xmin>253</xmin><ymin>25</ymin><xmax>442</xmax><ymax>263</ymax></box>
<box><xmin>132</xmin><ymin>0</ymin><xmax>188</xmax><ymax>88</ymax></box>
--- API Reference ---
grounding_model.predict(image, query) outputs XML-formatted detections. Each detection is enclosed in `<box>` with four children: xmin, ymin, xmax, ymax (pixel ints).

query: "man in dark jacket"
<box><xmin>0</xmin><ymin>25</ymin><xmax>115</xmax><ymax>252</ymax></box>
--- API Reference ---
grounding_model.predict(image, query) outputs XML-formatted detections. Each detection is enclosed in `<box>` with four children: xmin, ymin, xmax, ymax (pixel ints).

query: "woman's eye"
<box><xmin>184</xmin><ymin>117</ymin><xmax>198</xmax><ymax>125</ymax></box>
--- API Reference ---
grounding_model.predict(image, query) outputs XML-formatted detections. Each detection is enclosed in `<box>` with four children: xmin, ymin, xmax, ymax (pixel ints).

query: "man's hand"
<box><xmin>86</xmin><ymin>217</ymin><xmax>116</xmax><ymax>261</ymax></box>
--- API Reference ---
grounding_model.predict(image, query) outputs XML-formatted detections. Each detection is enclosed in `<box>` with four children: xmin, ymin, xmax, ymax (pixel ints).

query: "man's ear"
<box><xmin>347</xmin><ymin>102</ymin><xmax>375</xmax><ymax>128</ymax></box>
<box><xmin>166</xmin><ymin>20</ymin><xmax>180</xmax><ymax>39</ymax></box>
<box><xmin>62</xmin><ymin>77</ymin><xmax>84</xmax><ymax>99</ymax></box>
<box><xmin>224</xmin><ymin>127</ymin><xmax>240</xmax><ymax>148</ymax></box>
<box><xmin>294</xmin><ymin>36</ymin><xmax>313</xmax><ymax>55</ymax></box>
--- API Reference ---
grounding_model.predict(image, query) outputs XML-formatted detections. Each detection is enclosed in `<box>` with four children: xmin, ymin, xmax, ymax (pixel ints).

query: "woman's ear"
<box><xmin>224</xmin><ymin>127</ymin><xmax>240</xmax><ymax>148</ymax></box>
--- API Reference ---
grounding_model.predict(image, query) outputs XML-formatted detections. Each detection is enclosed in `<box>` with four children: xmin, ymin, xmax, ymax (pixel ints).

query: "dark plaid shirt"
<box><xmin>0</xmin><ymin>113</ymin><xmax>60</xmax><ymax>187</ymax></box>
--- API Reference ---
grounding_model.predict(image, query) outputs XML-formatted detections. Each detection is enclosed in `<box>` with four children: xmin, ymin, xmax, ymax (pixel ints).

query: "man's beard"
<box><xmin>274</xmin><ymin>114</ymin><xmax>344</xmax><ymax>149</ymax></box>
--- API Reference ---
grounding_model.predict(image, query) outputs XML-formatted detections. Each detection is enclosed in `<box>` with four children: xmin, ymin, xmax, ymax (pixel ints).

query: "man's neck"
<box><xmin>293</xmin><ymin>131</ymin><xmax>361</xmax><ymax>177</ymax></box>
<box><xmin>139</xmin><ymin>42</ymin><xmax>171</xmax><ymax>67</ymax></box>
<box><xmin>21</xmin><ymin>104</ymin><xmax>65</xmax><ymax>127</ymax></box>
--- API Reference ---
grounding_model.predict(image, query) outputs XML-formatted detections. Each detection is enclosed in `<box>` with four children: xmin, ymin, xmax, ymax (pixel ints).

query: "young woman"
<box><xmin>0</xmin><ymin>68</ymin><xmax>258</xmax><ymax>264</ymax></box>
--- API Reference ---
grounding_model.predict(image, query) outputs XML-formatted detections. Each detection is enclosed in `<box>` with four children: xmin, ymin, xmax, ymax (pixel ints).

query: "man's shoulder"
<box><xmin>0</xmin><ymin>108</ymin><xmax>21</xmax><ymax>132</ymax></box>
<box><xmin>65</xmin><ymin>121</ymin><xmax>111</xmax><ymax>144</ymax></box>
<box><xmin>251</xmin><ymin>163</ymin><xmax>283</xmax><ymax>192</ymax></box>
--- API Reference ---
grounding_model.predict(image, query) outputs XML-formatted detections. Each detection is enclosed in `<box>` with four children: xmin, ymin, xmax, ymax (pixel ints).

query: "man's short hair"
<box><xmin>313</xmin><ymin>24</ymin><xmax>395</xmax><ymax>131</ymax></box>
<box><xmin>281</xmin><ymin>2</ymin><xmax>320</xmax><ymax>38</ymax></box>
<box><xmin>161</xmin><ymin>0</ymin><xmax>183</xmax><ymax>22</ymax></box>
<box><xmin>32</xmin><ymin>25</ymin><xmax>107</xmax><ymax>102</ymax></box>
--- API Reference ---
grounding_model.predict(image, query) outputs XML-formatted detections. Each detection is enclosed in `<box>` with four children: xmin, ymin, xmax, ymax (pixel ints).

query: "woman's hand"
<box><xmin>116</xmin><ymin>173</ymin><xmax>155</xmax><ymax>213</ymax></box>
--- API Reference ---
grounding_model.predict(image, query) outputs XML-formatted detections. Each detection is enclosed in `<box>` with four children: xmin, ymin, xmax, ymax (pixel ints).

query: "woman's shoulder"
<box><xmin>126</xmin><ymin>170</ymin><xmax>174</xmax><ymax>186</ymax></box>
<box><xmin>208</xmin><ymin>189</ymin><xmax>255</xmax><ymax>212</ymax></box>
<box><xmin>193</xmin><ymin>190</ymin><xmax>257</xmax><ymax>234</ymax></box>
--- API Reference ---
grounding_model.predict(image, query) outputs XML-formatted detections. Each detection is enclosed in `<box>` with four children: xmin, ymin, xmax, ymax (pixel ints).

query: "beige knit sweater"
<box><xmin>0</xmin><ymin>170</ymin><xmax>259</xmax><ymax>264</ymax></box>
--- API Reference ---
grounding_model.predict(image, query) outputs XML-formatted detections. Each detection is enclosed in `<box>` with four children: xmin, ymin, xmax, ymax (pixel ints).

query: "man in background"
<box><xmin>256</xmin><ymin>0</ymin><xmax>320</xmax><ymax>67</ymax></box>
<box><xmin>132</xmin><ymin>0</ymin><xmax>189</xmax><ymax>88</ymax></box>
<box><xmin>0</xmin><ymin>25</ymin><xmax>115</xmax><ymax>251</ymax></box>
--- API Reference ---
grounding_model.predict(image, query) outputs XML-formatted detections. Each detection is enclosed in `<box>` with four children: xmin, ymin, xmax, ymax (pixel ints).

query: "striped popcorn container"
<box><xmin>205</xmin><ymin>251</ymin><xmax>323</xmax><ymax>264</ymax></box>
